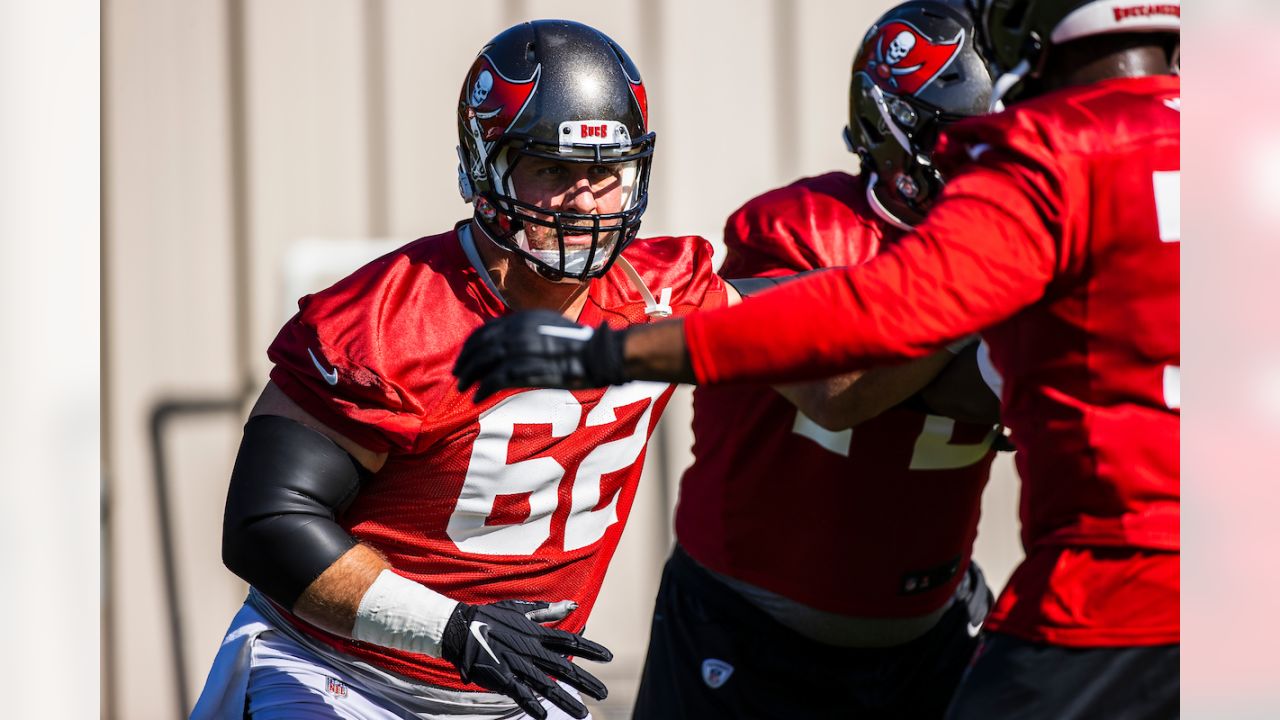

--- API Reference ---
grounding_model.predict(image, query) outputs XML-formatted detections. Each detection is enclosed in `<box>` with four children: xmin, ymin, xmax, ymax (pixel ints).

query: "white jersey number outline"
<box><xmin>1154</xmin><ymin>169</ymin><xmax>1180</xmax><ymax>409</ymax></box>
<box><xmin>792</xmin><ymin>411</ymin><xmax>997</xmax><ymax>469</ymax></box>
<box><xmin>447</xmin><ymin>383</ymin><xmax>667</xmax><ymax>555</ymax></box>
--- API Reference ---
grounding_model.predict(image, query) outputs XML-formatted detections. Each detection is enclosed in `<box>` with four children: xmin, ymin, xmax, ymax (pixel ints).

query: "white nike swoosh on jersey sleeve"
<box><xmin>308</xmin><ymin>348</ymin><xmax>340</xmax><ymax>386</ymax></box>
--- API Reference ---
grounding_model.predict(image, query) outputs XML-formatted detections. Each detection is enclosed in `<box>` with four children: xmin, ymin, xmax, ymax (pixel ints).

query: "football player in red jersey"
<box><xmin>455</xmin><ymin>1</ymin><xmax>1181</xmax><ymax>717</ymax></box>
<box><xmin>191</xmin><ymin>20</ymin><xmax>741</xmax><ymax>720</ymax></box>
<box><xmin>629</xmin><ymin>4</ymin><xmax>1002</xmax><ymax>718</ymax></box>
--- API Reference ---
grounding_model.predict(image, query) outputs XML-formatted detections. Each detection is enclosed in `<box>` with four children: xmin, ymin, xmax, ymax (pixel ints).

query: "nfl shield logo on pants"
<box><xmin>701</xmin><ymin>658</ymin><xmax>734</xmax><ymax>689</ymax></box>
<box><xmin>326</xmin><ymin>676</ymin><xmax>348</xmax><ymax>698</ymax></box>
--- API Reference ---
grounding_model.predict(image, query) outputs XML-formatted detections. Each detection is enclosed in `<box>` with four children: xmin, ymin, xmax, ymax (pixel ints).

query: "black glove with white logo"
<box><xmin>453</xmin><ymin>310</ymin><xmax>628</xmax><ymax>401</ymax></box>
<box><xmin>439</xmin><ymin>599</ymin><xmax>613</xmax><ymax>720</ymax></box>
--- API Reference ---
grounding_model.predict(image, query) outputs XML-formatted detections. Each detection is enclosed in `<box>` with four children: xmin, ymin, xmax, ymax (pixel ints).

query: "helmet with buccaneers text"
<box><xmin>846</xmin><ymin>1</ymin><xmax>993</xmax><ymax>227</ymax></box>
<box><xmin>970</xmin><ymin>0</ymin><xmax>1180</xmax><ymax>107</ymax></box>
<box><xmin>456</xmin><ymin>20</ymin><xmax>655</xmax><ymax>282</ymax></box>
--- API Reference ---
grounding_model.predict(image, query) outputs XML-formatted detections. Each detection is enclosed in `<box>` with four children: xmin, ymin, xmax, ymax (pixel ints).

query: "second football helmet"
<box><xmin>970</xmin><ymin>0</ymin><xmax>1180</xmax><ymax>107</ymax></box>
<box><xmin>456</xmin><ymin>20</ymin><xmax>654</xmax><ymax>282</ymax></box>
<box><xmin>846</xmin><ymin>1</ymin><xmax>993</xmax><ymax>227</ymax></box>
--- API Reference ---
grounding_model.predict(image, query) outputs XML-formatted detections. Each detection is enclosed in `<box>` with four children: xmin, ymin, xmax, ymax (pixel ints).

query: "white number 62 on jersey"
<box><xmin>446</xmin><ymin>383</ymin><xmax>668</xmax><ymax>556</ymax></box>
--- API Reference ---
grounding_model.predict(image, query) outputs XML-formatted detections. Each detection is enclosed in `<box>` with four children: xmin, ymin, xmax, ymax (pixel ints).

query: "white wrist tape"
<box><xmin>352</xmin><ymin>569</ymin><xmax>459</xmax><ymax>657</ymax></box>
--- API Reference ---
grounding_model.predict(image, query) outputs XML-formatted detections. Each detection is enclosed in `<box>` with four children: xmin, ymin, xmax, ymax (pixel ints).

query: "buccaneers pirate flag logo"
<box><xmin>460</xmin><ymin>54</ymin><xmax>540</xmax><ymax>179</ymax></box>
<box><xmin>856</xmin><ymin>20</ymin><xmax>964</xmax><ymax>96</ymax></box>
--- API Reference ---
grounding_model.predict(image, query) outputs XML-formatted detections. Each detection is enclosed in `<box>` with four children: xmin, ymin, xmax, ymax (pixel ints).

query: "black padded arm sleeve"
<box><xmin>725</xmin><ymin>268</ymin><xmax>827</xmax><ymax>298</ymax></box>
<box><xmin>222</xmin><ymin>414</ymin><xmax>367</xmax><ymax>609</ymax></box>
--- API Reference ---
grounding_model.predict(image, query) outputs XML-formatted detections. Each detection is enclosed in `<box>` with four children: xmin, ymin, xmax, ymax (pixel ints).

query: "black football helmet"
<box><xmin>969</xmin><ymin>0</ymin><xmax>1180</xmax><ymax>107</ymax></box>
<box><xmin>456</xmin><ymin>20</ymin><xmax>655</xmax><ymax>282</ymax></box>
<box><xmin>845</xmin><ymin>1</ymin><xmax>993</xmax><ymax>227</ymax></box>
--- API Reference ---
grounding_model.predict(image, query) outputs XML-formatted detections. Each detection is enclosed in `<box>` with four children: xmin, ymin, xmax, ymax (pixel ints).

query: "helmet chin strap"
<box><xmin>468</xmin><ymin>217</ymin><xmax>669</xmax><ymax>316</ymax></box>
<box><xmin>989</xmin><ymin>58</ymin><xmax>1032</xmax><ymax>112</ymax></box>
<box><xmin>520</xmin><ymin>238</ymin><xmax>672</xmax><ymax>316</ymax></box>
<box><xmin>613</xmin><ymin>255</ymin><xmax>673</xmax><ymax>318</ymax></box>
<box><xmin>525</xmin><ymin>244</ymin><xmax>605</xmax><ymax>284</ymax></box>
<box><xmin>458</xmin><ymin>222</ymin><xmax>509</xmax><ymax>306</ymax></box>
<box><xmin>865</xmin><ymin>172</ymin><xmax>916</xmax><ymax>232</ymax></box>
<box><xmin>525</xmin><ymin>254</ymin><xmax>585</xmax><ymax>284</ymax></box>
<box><xmin>472</xmin><ymin>202</ymin><xmax>591</xmax><ymax>284</ymax></box>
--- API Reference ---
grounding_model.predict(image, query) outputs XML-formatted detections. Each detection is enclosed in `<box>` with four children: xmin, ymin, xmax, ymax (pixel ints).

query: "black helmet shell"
<box><xmin>847</xmin><ymin>1</ymin><xmax>993</xmax><ymax>224</ymax></box>
<box><xmin>971</xmin><ymin>0</ymin><xmax>1180</xmax><ymax>104</ymax></box>
<box><xmin>456</xmin><ymin>20</ymin><xmax>654</xmax><ymax>282</ymax></box>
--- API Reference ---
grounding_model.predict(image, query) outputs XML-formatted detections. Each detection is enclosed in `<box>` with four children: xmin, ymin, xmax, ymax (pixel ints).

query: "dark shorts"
<box><xmin>944</xmin><ymin>632</ymin><xmax>1180</xmax><ymax>720</ymax></box>
<box><xmin>632</xmin><ymin>546</ymin><xmax>991</xmax><ymax>719</ymax></box>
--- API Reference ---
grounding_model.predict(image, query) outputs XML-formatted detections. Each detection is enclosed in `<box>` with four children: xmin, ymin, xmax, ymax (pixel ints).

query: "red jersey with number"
<box><xmin>265</xmin><ymin>225</ymin><xmax>726</xmax><ymax>688</ymax></box>
<box><xmin>676</xmin><ymin>172</ymin><xmax>996</xmax><ymax>617</ymax></box>
<box><xmin>683</xmin><ymin>76</ymin><xmax>1180</xmax><ymax>646</ymax></box>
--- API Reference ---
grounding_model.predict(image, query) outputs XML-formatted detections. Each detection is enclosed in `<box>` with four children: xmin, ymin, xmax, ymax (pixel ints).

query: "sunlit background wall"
<box><xmin>0</xmin><ymin>3</ymin><xmax>99</xmax><ymax>720</ymax></box>
<box><xmin>100</xmin><ymin>1</ymin><xmax>1025</xmax><ymax>718</ymax></box>
<box><xmin>10</xmin><ymin>1</ymin><xmax>1275</xmax><ymax>719</ymax></box>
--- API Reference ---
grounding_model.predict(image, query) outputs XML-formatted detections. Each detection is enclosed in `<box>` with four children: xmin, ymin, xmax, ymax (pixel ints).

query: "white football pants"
<box><xmin>191</xmin><ymin>602</ymin><xmax>590</xmax><ymax>720</ymax></box>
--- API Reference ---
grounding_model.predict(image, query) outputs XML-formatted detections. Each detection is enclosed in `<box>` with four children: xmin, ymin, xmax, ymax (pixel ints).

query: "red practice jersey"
<box><xmin>267</xmin><ymin>225</ymin><xmax>726</xmax><ymax>688</ymax></box>
<box><xmin>683</xmin><ymin>76</ymin><xmax>1180</xmax><ymax>646</ymax></box>
<box><xmin>677</xmin><ymin>172</ymin><xmax>997</xmax><ymax>618</ymax></box>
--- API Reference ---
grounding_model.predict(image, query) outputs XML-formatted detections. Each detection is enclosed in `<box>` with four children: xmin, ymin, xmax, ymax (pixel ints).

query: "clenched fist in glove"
<box><xmin>453</xmin><ymin>310</ymin><xmax>629</xmax><ymax>401</ymax></box>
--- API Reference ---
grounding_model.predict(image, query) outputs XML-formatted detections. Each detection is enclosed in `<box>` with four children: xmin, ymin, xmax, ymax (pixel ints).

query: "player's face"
<box><xmin>509</xmin><ymin>157</ymin><xmax>630</xmax><ymax>251</ymax></box>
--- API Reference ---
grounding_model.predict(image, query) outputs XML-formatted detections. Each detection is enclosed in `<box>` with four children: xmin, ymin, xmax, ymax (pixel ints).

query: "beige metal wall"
<box><xmin>103</xmin><ymin>2</ymin><xmax>1022</xmax><ymax>717</ymax></box>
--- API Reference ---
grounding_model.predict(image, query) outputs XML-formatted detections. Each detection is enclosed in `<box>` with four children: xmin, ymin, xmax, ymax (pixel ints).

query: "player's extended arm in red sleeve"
<box><xmin>452</xmin><ymin>161</ymin><xmax>1068</xmax><ymax>396</ymax></box>
<box><xmin>628</xmin><ymin>174</ymin><xmax>1062</xmax><ymax>386</ymax></box>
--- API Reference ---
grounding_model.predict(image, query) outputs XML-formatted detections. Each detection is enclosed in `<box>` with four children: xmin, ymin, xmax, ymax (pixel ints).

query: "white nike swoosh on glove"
<box><xmin>538</xmin><ymin>325</ymin><xmax>594</xmax><ymax>341</ymax></box>
<box><xmin>470</xmin><ymin>620</ymin><xmax>502</xmax><ymax>665</ymax></box>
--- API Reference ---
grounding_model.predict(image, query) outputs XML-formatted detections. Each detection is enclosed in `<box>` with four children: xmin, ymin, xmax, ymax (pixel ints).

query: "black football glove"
<box><xmin>453</xmin><ymin>310</ymin><xmax>628</xmax><ymax>401</ymax></box>
<box><xmin>439</xmin><ymin>598</ymin><xmax>613</xmax><ymax>720</ymax></box>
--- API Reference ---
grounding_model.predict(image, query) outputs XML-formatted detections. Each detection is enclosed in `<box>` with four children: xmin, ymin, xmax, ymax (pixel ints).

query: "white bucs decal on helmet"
<box><xmin>858</xmin><ymin>20</ymin><xmax>965</xmax><ymax>96</ymax></box>
<box><xmin>558</xmin><ymin>120</ymin><xmax>633</xmax><ymax>151</ymax></box>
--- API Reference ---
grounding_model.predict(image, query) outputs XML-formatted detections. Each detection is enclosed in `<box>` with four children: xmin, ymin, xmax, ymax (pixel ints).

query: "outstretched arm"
<box><xmin>454</xmin><ymin>179</ymin><xmax>1058</xmax><ymax>396</ymax></box>
<box><xmin>637</xmin><ymin>187</ymin><xmax>1055</xmax><ymax>386</ymax></box>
